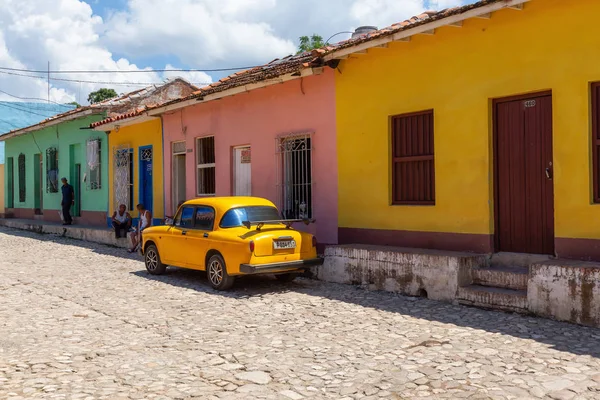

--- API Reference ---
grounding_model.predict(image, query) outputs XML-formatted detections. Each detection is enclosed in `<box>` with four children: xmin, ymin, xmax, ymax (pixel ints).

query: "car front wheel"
<box><xmin>145</xmin><ymin>244</ymin><xmax>166</xmax><ymax>275</ymax></box>
<box><xmin>207</xmin><ymin>254</ymin><xmax>235</xmax><ymax>290</ymax></box>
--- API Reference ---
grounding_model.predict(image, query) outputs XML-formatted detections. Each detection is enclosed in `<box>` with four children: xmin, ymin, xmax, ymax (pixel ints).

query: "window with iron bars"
<box><xmin>18</xmin><ymin>153</ymin><xmax>25</xmax><ymax>202</ymax></box>
<box><xmin>86</xmin><ymin>139</ymin><xmax>101</xmax><ymax>190</ymax></box>
<box><xmin>46</xmin><ymin>147</ymin><xmax>59</xmax><ymax>193</ymax></box>
<box><xmin>196</xmin><ymin>136</ymin><xmax>215</xmax><ymax>196</ymax></box>
<box><xmin>276</xmin><ymin>133</ymin><xmax>313</xmax><ymax>219</ymax></box>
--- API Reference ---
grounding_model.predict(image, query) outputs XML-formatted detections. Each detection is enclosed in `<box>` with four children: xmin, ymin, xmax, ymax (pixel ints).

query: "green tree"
<box><xmin>297</xmin><ymin>34</ymin><xmax>324</xmax><ymax>54</ymax></box>
<box><xmin>67</xmin><ymin>101</ymin><xmax>81</xmax><ymax>108</ymax></box>
<box><xmin>87</xmin><ymin>88</ymin><xmax>118</xmax><ymax>104</ymax></box>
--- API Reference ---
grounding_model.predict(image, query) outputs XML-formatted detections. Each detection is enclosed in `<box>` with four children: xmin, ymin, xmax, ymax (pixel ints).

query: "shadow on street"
<box><xmin>4</xmin><ymin>226</ymin><xmax>600</xmax><ymax>359</ymax></box>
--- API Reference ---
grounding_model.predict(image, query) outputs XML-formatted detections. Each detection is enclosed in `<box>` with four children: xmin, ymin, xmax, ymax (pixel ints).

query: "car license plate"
<box><xmin>273</xmin><ymin>240</ymin><xmax>296</xmax><ymax>249</ymax></box>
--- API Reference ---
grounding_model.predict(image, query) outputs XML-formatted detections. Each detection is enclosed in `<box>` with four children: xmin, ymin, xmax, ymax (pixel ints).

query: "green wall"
<box><xmin>4</xmin><ymin>114</ymin><xmax>108</xmax><ymax>214</ymax></box>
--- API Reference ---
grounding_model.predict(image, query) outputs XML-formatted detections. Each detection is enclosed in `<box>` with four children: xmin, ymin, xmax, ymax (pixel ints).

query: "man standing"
<box><xmin>111</xmin><ymin>204</ymin><xmax>132</xmax><ymax>239</ymax></box>
<box><xmin>61</xmin><ymin>177</ymin><xmax>74</xmax><ymax>226</ymax></box>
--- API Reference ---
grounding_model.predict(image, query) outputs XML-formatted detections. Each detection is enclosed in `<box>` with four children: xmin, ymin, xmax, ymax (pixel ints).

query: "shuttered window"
<box><xmin>593</xmin><ymin>83</ymin><xmax>600</xmax><ymax>203</ymax></box>
<box><xmin>391</xmin><ymin>110</ymin><xmax>435</xmax><ymax>205</ymax></box>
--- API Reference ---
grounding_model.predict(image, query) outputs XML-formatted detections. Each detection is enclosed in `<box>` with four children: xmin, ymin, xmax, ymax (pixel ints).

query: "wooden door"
<box><xmin>494</xmin><ymin>93</ymin><xmax>554</xmax><ymax>255</ymax></box>
<box><xmin>233</xmin><ymin>146</ymin><xmax>251</xmax><ymax>196</ymax></box>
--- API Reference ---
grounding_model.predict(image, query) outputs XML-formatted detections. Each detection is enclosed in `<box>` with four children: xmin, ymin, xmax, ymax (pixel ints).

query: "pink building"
<box><xmin>159</xmin><ymin>68</ymin><xmax>338</xmax><ymax>246</ymax></box>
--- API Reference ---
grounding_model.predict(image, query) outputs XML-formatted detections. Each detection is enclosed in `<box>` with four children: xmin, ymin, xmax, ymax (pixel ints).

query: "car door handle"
<box><xmin>203</xmin><ymin>233</ymin><xmax>209</xmax><ymax>238</ymax></box>
<box><xmin>181</xmin><ymin>230</ymin><xmax>187</xmax><ymax>235</ymax></box>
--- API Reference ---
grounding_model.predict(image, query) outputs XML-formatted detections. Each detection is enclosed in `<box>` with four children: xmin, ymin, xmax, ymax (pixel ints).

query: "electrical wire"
<box><xmin>0</xmin><ymin>70</ymin><xmax>212</xmax><ymax>87</ymax></box>
<box><xmin>0</xmin><ymin>102</ymin><xmax>57</xmax><ymax>118</ymax></box>
<box><xmin>0</xmin><ymin>89</ymin><xmax>73</xmax><ymax>108</ymax></box>
<box><xmin>0</xmin><ymin>65</ymin><xmax>254</xmax><ymax>74</ymax></box>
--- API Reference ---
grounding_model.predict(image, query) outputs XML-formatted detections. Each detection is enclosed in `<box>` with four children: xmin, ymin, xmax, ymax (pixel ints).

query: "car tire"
<box><xmin>207</xmin><ymin>254</ymin><xmax>235</xmax><ymax>290</ymax></box>
<box><xmin>145</xmin><ymin>244</ymin><xmax>166</xmax><ymax>275</ymax></box>
<box><xmin>275</xmin><ymin>273</ymin><xmax>297</xmax><ymax>283</ymax></box>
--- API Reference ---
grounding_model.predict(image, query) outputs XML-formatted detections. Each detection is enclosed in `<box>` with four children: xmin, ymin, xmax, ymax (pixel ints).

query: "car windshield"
<box><xmin>220</xmin><ymin>206</ymin><xmax>281</xmax><ymax>228</ymax></box>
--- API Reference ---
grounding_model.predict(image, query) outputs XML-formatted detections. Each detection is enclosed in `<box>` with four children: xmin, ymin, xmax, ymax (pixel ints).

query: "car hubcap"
<box><xmin>146</xmin><ymin>249</ymin><xmax>158</xmax><ymax>271</ymax></box>
<box><xmin>209</xmin><ymin>260</ymin><xmax>223</xmax><ymax>285</ymax></box>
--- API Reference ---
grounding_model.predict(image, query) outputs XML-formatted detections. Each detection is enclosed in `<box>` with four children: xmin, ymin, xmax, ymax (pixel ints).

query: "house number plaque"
<box><xmin>241</xmin><ymin>149</ymin><xmax>251</xmax><ymax>163</ymax></box>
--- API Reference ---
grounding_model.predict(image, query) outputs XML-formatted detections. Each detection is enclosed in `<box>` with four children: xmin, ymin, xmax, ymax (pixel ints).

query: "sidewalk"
<box><xmin>0</xmin><ymin>218</ymin><xmax>130</xmax><ymax>249</ymax></box>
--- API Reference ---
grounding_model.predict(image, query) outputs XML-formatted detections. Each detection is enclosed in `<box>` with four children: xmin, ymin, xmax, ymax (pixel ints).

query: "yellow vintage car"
<box><xmin>140</xmin><ymin>197</ymin><xmax>324</xmax><ymax>290</ymax></box>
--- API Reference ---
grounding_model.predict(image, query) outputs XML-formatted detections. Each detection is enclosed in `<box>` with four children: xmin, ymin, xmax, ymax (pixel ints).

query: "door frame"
<box><xmin>231</xmin><ymin>144</ymin><xmax>251</xmax><ymax>196</ymax></box>
<box><xmin>172</xmin><ymin>140</ymin><xmax>187</xmax><ymax>215</ymax></box>
<box><xmin>138</xmin><ymin>145</ymin><xmax>153</xmax><ymax>213</ymax></box>
<box><xmin>492</xmin><ymin>89</ymin><xmax>553</xmax><ymax>253</ymax></box>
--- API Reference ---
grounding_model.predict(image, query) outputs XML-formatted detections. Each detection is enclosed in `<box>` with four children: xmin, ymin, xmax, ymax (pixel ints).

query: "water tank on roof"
<box><xmin>352</xmin><ymin>26</ymin><xmax>378</xmax><ymax>39</ymax></box>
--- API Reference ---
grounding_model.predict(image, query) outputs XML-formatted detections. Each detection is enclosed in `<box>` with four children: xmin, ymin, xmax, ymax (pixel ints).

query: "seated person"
<box><xmin>111</xmin><ymin>204</ymin><xmax>132</xmax><ymax>239</ymax></box>
<box><xmin>129</xmin><ymin>204</ymin><xmax>152</xmax><ymax>253</ymax></box>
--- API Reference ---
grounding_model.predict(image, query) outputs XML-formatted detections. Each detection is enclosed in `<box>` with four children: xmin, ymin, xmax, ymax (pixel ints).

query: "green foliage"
<box><xmin>67</xmin><ymin>101</ymin><xmax>81</xmax><ymax>108</ymax></box>
<box><xmin>298</xmin><ymin>34</ymin><xmax>325</xmax><ymax>54</ymax></box>
<box><xmin>87</xmin><ymin>88</ymin><xmax>118</xmax><ymax>104</ymax></box>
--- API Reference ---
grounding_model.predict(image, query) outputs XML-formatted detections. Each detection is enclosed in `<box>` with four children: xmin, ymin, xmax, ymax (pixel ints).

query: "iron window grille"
<box><xmin>196</xmin><ymin>136</ymin><xmax>215</xmax><ymax>196</ymax></box>
<box><xmin>276</xmin><ymin>132</ymin><xmax>313</xmax><ymax>219</ymax></box>
<box><xmin>45</xmin><ymin>147</ymin><xmax>59</xmax><ymax>193</ymax></box>
<box><xmin>18</xmin><ymin>153</ymin><xmax>25</xmax><ymax>202</ymax></box>
<box><xmin>86</xmin><ymin>138</ymin><xmax>102</xmax><ymax>190</ymax></box>
<box><xmin>113</xmin><ymin>145</ymin><xmax>133</xmax><ymax>211</ymax></box>
<box><xmin>391</xmin><ymin>110</ymin><xmax>435</xmax><ymax>205</ymax></box>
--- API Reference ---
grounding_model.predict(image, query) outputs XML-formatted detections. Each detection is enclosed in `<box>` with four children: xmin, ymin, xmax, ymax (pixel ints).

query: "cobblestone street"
<box><xmin>0</xmin><ymin>227</ymin><xmax>599</xmax><ymax>400</ymax></box>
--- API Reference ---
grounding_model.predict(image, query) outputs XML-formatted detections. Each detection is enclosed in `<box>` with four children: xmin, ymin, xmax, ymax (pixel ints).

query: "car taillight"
<box><xmin>312</xmin><ymin>236</ymin><xmax>317</xmax><ymax>248</ymax></box>
<box><xmin>249</xmin><ymin>240</ymin><xmax>255</xmax><ymax>253</ymax></box>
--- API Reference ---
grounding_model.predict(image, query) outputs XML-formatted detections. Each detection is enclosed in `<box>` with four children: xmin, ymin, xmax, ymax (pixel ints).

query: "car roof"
<box><xmin>182</xmin><ymin>196</ymin><xmax>276</xmax><ymax>212</ymax></box>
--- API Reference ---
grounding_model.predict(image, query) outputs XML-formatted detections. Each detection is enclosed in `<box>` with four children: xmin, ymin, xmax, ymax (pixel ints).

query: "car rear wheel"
<box><xmin>275</xmin><ymin>273</ymin><xmax>297</xmax><ymax>283</ymax></box>
<box><xmin>207</xmin><ymin>254</ymin><xmax>235</xmax><ymax>290</ymax></box>
<box><xmin>145</xmin><ymin>244</ymin><xmax>166</xmax><ymax>275</ymax></box>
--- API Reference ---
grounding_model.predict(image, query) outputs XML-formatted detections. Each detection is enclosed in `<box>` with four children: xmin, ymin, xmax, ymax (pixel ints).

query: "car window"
<box><xmin>220</xmin><ymin>206</ymin><xmax>281</xmax><ymax>228</ymax></box>
<box><xmin>195</xmin><ymin>206</ymin><xmax>215</xmax><ymax>231</ymax></box>
<box><xmin>175</xmin><ymin>206</ymin><xmax>194</xmax><ymax>228</ymax></box>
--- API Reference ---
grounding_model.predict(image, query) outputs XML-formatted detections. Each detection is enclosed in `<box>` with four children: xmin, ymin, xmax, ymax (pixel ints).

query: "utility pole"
<box><xmin>47</xmin><ymin>61</ymin><xmax>50</xmax><ymax>103</ymax></box>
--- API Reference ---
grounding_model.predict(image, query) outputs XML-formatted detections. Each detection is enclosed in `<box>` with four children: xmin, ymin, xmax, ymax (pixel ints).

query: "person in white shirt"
<box><xmin>111</xmin><ymin>204</ymin><xmax>132</xmax><ymax>239</ymax></box>
<box><xmin>128</xmin><ymin>204</ymin><xmax>152</xmax><ymax>253</ymax></box>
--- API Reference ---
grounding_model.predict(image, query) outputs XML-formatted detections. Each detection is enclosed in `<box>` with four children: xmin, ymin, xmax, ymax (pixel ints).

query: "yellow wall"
<box><xmin>107</xmin><ymin>119</ymin><xmax>164</xmax><ymax>219</ymax></box>
<box><xmin>336</xmin><ymin>0</ymin><xmax>600</xmax><ymax>240</ymax></box>
<box><xmin>0</xmin><ymin>164</ymin><xmax>4</xmax><ymax>211</ymax></box>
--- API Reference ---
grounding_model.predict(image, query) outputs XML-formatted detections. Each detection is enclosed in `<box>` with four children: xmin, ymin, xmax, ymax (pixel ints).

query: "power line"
<box><xmin>0</xmin><ymin>88</ymin><xmax>73</xmax><ymax>108</ymax></box>
<box><xmin>0</xmin><ymin>70</ymin><xmax>211</xmax><ymax>87</ymax></box>
<box><xmin>0</xmin><ymin>65</ymin><xmax>254</xmax><ymax>74</ymax></box>
<box><xmin>0</xmin><ymin>102</ymin><xmax>57</xmax><ymax>118</ymax></box>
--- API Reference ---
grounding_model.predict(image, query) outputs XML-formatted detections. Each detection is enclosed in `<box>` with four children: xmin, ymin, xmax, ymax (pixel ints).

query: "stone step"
<box><xmin>490</xmin><ymin>252</ymin><xmax>551</xmax><ymax>268</ymax></box>
<box><xmin>472</xmin><ymin>265</ymin><xmax>528</xmax><ymax>290</ymax></box>
<box><xmin>457</xmin><ymin>285</ymin><xmax>528</xmax><ymax>313</ymax></box>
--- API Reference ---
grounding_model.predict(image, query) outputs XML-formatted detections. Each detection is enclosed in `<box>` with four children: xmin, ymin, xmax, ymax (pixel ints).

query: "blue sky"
<box><xmin>0</xmin><ymin>0</ymin><xmax>470</xmax><ymax>106</ymax></box>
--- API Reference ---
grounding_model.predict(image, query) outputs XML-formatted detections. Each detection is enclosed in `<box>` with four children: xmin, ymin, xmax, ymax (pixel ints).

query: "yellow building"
<box><xmin>90</xmin><ymin>79</ymin><xmax>197</xmax><ymax>225</ymax></box>
<box><xmin>330</xmin><ymin>0</ymin><xmax>600</xmax><ymax>260</ymax></box>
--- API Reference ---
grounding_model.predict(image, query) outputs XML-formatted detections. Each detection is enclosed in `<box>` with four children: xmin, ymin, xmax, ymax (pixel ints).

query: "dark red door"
<box><xmin>495</xmin><ymin>94</ymin><xmax>554</xmax><ymax>255</ymax></box>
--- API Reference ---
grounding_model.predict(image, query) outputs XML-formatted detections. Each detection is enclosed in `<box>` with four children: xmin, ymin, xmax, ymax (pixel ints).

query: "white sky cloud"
<box><xmin>0</xmin><ymin>0</ymin><xmax>465</xmax><ymax>106</ymax></box>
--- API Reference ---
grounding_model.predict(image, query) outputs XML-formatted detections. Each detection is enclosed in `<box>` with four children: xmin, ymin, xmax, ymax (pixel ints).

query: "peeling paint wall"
<box><xmin>528</xmin><ymin>262</ymin><xmax>600</xmax><ymax>327</ymax></box>
<box><xmin>318</xmin><ymin>245</ymin><xmax>487</xmax><ymax>302</ymax></box>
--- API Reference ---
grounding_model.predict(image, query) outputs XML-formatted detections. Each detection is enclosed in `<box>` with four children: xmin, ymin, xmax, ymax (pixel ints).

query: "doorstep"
<box><xmin>0</xmin><ymin>218</ymin><xmax>130</xmax><ymax>249</ymax></box>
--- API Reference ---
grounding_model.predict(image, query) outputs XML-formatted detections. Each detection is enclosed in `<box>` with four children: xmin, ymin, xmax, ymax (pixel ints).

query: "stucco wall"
<box><xmin>0</xmin><ymin>164</ymin><xmax>4</xmax><ymax>212</ymax></box>
<box><xmin>4</xmin><ymin>114</ymin><xmax>107</xmax><ymax>222</ymax></box>
<box><xmin>107</xmin><ymin>118</ymin><xmax>165</xmax><ymax>221</ymax></box>
<box><xmin>335</xmin><ymin>0</ymin><xmax>600</xmax><ymax>244</ymax></box>
<box><xmin>161</xmin><ymin>70</ymin><xmax>338</xmax><ymax>245</ymax></box>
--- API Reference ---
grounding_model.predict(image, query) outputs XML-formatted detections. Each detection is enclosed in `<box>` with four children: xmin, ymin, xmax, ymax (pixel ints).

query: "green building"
<box><xmin>1</xmin><ymin>108</ymin><xmax>108</xmax><ymax>225</ymax></box>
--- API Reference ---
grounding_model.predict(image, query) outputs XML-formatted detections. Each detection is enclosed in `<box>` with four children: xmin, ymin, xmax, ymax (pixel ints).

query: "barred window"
<box><xmin>196</xmin><ymin>136</ymin><xmax>215</xmax><ymax>196</ymax></box>
<box><xmin>46</xmin><ymin>147</ymin><xmax>59</xmax><ymax>193</ymax></box>
<box><xmin>276</xmin><ymin>133</ymin><xmax>313</xmax><ymax>219</ymax></box>
<box><xmin>87</xmin><ymin>139</ymin><xmax>101</xmax><ymax>190</ymax></box>
<box><xmin>18</xmin><ymin>153</ymin><xmax>25</xmax><ymax>202</ymax></box>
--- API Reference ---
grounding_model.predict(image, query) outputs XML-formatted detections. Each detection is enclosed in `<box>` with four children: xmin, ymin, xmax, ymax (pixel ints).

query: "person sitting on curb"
<box><xmin>111</xmin><ymin>204</ymin><xmax>132</xmax><ymax>239</ymax></box>
<box><xmin>128</xmin><ymin>204</ymin><xmax>152</xmax><ymax>253</ymax></box>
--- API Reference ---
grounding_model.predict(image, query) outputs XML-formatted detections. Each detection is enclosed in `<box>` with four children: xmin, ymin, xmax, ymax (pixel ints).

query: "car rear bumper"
<box><xmin>239</xmin><ymin>257</ymin><xmax>324</xmax><ymax>274</ymax></box>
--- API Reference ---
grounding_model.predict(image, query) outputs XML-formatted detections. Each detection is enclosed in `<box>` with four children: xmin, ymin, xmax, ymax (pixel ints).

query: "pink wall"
<box><xmin>162</xmin><ymin>69</ymin><xmax>338</xmax><ymax>245</ymax></box>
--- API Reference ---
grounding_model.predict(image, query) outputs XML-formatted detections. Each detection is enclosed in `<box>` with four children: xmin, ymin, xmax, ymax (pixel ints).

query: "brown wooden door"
<box><xmin>495</xmin><ymin>93</ymin><xmax>554</xmax><ymax>255</ymax></box>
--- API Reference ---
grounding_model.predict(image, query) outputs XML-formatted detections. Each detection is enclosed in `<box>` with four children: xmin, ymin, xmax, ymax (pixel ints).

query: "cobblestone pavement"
<box><xmin>0</xmin><ymin>228</ymin><xmax>599</xmax><ymax>400</ymax></box>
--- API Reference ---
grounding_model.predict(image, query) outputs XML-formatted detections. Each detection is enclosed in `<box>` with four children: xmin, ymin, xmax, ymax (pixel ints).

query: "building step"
<box><xmin>490</xmin><ymin>252</ymin><xmax>551</xmax><ymax>268</ymax></box>
<box><xmin>457</xmin><ymin>285</ymin><xmax>528</xmax><ymax>313</ymax></box>
<box><xmin>472</xmin><ymin>265</ymin><xmax>528</xmax><ymax>290</ymax></box>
